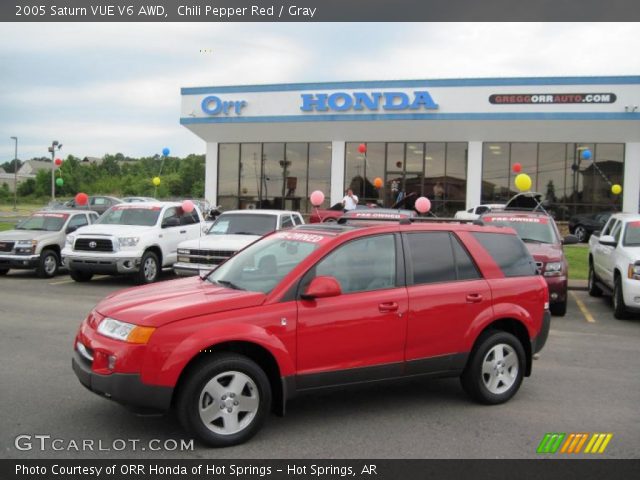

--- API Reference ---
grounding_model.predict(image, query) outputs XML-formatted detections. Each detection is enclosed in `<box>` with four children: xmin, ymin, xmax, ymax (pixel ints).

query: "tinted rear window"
<box><xmin>472</xmin><ymin>232</ymin><xmax>537</xmax><ymax>277</ymax></box>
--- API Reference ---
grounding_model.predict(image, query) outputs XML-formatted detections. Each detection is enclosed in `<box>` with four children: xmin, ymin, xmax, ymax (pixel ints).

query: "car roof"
<box><xmin>35</xmin><ymin>209</ymin><xmax>97</xmax><ymax>215</ymax></box>
<box><xmin>221</xmin><ymin>209</ymin><xmax>300</xmax><ymax>216</ymax></box>
<box><xmin>482</xmin><ymin>210</ymin><xmax>552</xmax><ymax>219</ymax></box>
<box><xmin>610</xmin><ymin>213</ymin><xmax>640</xmax><ymax>221</ymax></box>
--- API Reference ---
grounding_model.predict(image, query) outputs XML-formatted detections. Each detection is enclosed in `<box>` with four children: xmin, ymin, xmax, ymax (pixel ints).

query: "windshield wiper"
<box><xmin>521</xmin><ymin>238</ymin><xmax>545</xmax><ymax>243</ymax></box>
<box><xmin>233</xmin><ymin>231</ymin><xmax>257</xmax><ymax>235</ymax></box>
<box><xmin>215</xmin><ymin>279</ymin><xmax>245</xmax><ymax>291</ymax></box>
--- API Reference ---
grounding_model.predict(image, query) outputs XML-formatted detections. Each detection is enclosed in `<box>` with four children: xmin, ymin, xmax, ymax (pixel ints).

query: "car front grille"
<box><xmin>0</xmin><ymin>241</ymin><xmax>15</xmax><ymax>252</ymax></box>
<box><xmin>75</xmin><ymin>238</ymin><xmax>114</xmax><ymax>252</ymax></box>
<box><xmin>183</xmin><ymin>249</ymin><xmax>235</xmax><ymax>265</ymax></box>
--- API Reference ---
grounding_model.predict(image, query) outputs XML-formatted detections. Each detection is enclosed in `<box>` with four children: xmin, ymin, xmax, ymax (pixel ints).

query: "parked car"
<box><xmin>174</xmin><ymin>210</ymin><xmax>304</xmax><ymax>276</ymax></box>
<box><xmin>569</xmin><ymin>211</ymin><xmax>613</xmax><ymax>243</ymax></box>
<box><xmin>72</xmin><ymin>219</ymin><xmax>549</xmax><ymax>447</ymax></box>
<box><xmin>481</xmin><ymin>211</ymin><xmax>578</xmax><ymax>316</ymax></box>
<box><xmin>122</xmin><ymin>196</ymin><xmax>157</xmax><ymax>203</ymax></box>
<box><xmin>64</xmin><ymin>195</ymin><xmax>123</xmax><ymax>215</ymax></box>
<box><xmin>0</xmin><ymin>210</ymin><xmax>99</xmax><ymax>277</ymax></box>
<box><xmin>588</xmin><ymin>213</ymin><xmax>640</xmax><ymax>318</ymax></box>
<box><xmin>309</xmin><ymin>203</ymin><xmax>373</xmax><ymax>223</ymax></box>
<box><xmin>62</xmin><ymin>202</ymin><xmax>204</xmax><ymax>284</ymax></box>
<box><xmin>455</xmin><ymin>204</ymin><xmax>505</xmax><ymax>220</ymax></box>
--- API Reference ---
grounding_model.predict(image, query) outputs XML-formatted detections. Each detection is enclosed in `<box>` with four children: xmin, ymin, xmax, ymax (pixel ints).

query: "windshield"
<box><xmin>208</xmin><ymin>213</ymin><xmax>277</xmax><ymax>236</ymax></box>
<box><xmin>96</xmin><ymin>206</ymin><xmax>161</xmax><ymax>226</ymax></box>
<box><xmin>207</xmin><ymin>231</ymin><xmax>324</xmax><ymax>293</ymax></box>
<box><xmin>623</xmin><ymin>221</ymin><xmax>640</xmax><ymax>246</ymax></box>
<box><xmin>16</xmin><ymin>213</ymin><xmax>68</xmax><ymax>231</ymax></box>
<box><xmin>484</xmin><ymin>216</ymin><xmax>557</xmax><ymax>244</ymax></box>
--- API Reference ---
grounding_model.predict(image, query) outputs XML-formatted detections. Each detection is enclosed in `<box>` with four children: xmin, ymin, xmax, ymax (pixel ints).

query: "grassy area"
<box><xmin>565</xmin><ymin>244</ymin><xmax>589</xmax><ymax>281</ymax></box>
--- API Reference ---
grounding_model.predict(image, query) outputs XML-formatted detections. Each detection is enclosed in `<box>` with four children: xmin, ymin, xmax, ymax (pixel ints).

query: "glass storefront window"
<box><xmin>218</xmin><ymin>143</ymin><xmax>239</xmax><ymax>211</ymax></box>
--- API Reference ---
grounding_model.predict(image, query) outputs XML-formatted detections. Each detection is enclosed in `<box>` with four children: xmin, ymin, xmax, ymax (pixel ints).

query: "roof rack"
<box><xmin>400</xmin><ymin>217</ymin><xmax>481</xmax><ymax>225</ymax></box>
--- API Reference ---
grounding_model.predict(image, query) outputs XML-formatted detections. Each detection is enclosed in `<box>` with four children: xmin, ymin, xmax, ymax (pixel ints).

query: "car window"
<box><xmin>97</xmin><ymin>206</ymin><xmax>161</xmax><ymax>226</ymax></box>
<box><xmin>208</xmin><ymin>214</ymin><xmax>277</xmax><ymax>236</ymax></box>
<box><xmin>180</xmin><ymin>209</ymin><xmax>200</xmax><ymax>225</ymax></box>
<box><xmin>312</xmin><ymin>234</ymin><xmax>396</xmax><ymax>294</ymax></box>
<box><xmin>601</xmin><ymin>218</ymin><xmax>615</xmax><ymax>236</ymax></box>
<box><xmin>451</xmin><ymin>234</ymin><xmax>482</xmax><ymax>281</ymax></box>
<box><xmin>623</xmin><ymin>221</ymin><xmax>640</xmax><ymax>246</ymax></box>
<box><xmin>68</xmin><ymin>214</ymin><xmax>88</xmax><ymax>229</ymax></box>
<box><xmin>91</xmin><ymin>197</ymin><xmax>107</xmax><ymax>206</ymax></box>
<box><xmin>472</xmin><ymin>232</ymin><xmax>538</xmax><ymax>277</ymax></box>
<box><xmin>467</xmin><ymin>208</ymin><xmax>473</xmax><ymax>213</ymax></box>
<box><xmin>476</xmin><ymin>206</ymin><xmax>489</xmax><ymax>215</ymax></box>
<box><xmin>89</xmin><ymin>213</ymin><xmax>99</xmax><ymax>223</ymax></box>
<box><xmin>281</xmin><ymin>215</ymin><xmax>294</xmax><ymax>229</ymax></box>
<box><xmin>16</xmin><ymin>213</ymin><xmax>68</xmax><ymax>232</ymax></box>
<box><xmin>483</xmin><ymin>215</ymin><xmax>557</xmax><ymax>244</ymax></box>
<box><xmin>293</xmin><ymin>214</ymin><xmax>303</xmax><ymax>226</ymax></box>
<box><xmin>162</xmin><ymin>207</ymin><xmax>180</xmax><ymax>225</ymax></box>
<box><xmin>611</xmin><ymin>221</ymin><xmax>622</xmax><ymax>244</ymax></box>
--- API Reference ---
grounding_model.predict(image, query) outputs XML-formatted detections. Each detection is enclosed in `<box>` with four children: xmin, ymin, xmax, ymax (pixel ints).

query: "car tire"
<box><xmin>588</xmin><ymin>263</ymin><xmax>603</xmax><ymax>297</ymax></box>
<box><xmin>613</xmin><ymin>275</ymin><xmax>628</xmax><ymax>320</ymax></box>
<box><xmin>574</xmin><ymin>225</ymin><xmax>588</xmax><ymax>243</ymax></box>
<box><xmin>136</xmin><ymin>251</ymin><xmax>160</xmax><ymax>284</ymax></box>
<box><xmin>0</xmin><ymin>268</ymin><xmax>9</xmax><ymax>275</ymax></box>
<box><xmin>177</xmin><ymin>353</ymin><xmax>272</xmax><ymax>447</ymax></box>
<box><xmin>36</xmin><ymin>249</ymin><xmax>59</xmax><ymax>278</ymax></box>
<box><xmin>70</xmin><ymin>270</ymin><xmax>93</xmax><ymax>282</ymax></box>
<box><xmin>550</xmin><ymin>299</ymin><xmax>567</xmax><ymax>317</ymax></box>
<box><xmin>460</xmin><ymin>331</ymin><xmax>525</xmax><ymax>405</ymax></box>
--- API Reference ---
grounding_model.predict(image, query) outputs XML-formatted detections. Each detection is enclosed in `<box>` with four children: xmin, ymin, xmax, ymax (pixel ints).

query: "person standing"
<box><xmin>342</xmin><ymin>189</ymin><xmax>359</xmax><ymax>212</ymax></box>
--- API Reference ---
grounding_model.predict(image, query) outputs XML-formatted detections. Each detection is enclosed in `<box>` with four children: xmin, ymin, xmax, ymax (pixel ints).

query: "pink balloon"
<box><xmin>181</xmin><ymin>200</ymin><xmax>195</xmax><ymax>213</ymax></box>
<box><xmin>415</xmin><ymin>196</ymin><xmax>431</xmax><ymax>214</ymax></box>
<box><xmin>310</xmin><ymin>190</ymin><xmax>325</xmax><ymax>207</ymax></box>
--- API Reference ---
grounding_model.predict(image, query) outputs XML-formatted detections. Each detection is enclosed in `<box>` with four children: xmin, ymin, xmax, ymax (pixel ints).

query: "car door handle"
<box><xmin>180</xmin><ymin>230</ymin><xmax>187</xmax><ymax>234</ymax></box>
<box><xmin>466</xmin><ymin>293</ymin><xmax>483</xmax><ymax>303</ymax></box>
<box><xmin>378</xmin><ymin>302</ymin><xmax>399</xmax><ymax>313</ymax></box>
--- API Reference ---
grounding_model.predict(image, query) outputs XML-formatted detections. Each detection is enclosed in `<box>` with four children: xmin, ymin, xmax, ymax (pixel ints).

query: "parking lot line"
<box><xmin>49</xmin><ymin>275</ymin><xmax>109</xmax><ymax>285</ymax></box>
<box><xmin>570</xmin><ymin>291</ymin><xmax>596</xmax><ymax>324</ymax></box>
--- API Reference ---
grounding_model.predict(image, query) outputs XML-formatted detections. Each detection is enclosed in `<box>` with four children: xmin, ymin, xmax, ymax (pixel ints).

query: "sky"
<box><xmin>1</xmin><ymin>22</ymin><xmax>639</xmax><ymax>163</ymax></box>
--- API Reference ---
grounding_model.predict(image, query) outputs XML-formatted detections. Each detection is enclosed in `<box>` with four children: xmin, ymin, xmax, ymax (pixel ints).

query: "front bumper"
<box><xmin>532</xmin><ymin>310</ymin><xmax>551</xmax><ymax>354</ymax></box>
<box><xmin>0</xmin><ymin>253</ymin><xmax>39</xmax><ymax>270</ymax></box>
<box><xmin>72</xmin><ymin>349</ymin><xmax>173</xmax><ymax>412</ymax></box>
<box><xmin>64</xmin><ymin>255</ymin><xmax>141</xmax><ymax>274</ymax></box>
<box><xmin>543</xmin><ymin>275</ymin><xmax>567</xmax><ymax>304</ymax></box>
<box><xmin>173</xmin><ymin>261</ymin><xmax>215</xmax><ymax>276</ymax></box>
<box><xmin>621</xmin><ymin>277</ymin><xmax>640</xmax><ymax>311</ymax></box>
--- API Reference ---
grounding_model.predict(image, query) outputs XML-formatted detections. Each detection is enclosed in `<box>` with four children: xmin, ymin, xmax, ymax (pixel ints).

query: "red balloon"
<box><xmin>75</xmin><ymin>192</ymin><xmax>88</xmax><ymax>206</ymax></box>
<box><xmin>512</xmin><ymin>163</ymin><xmax>522</xmax><ymax>173</ymax></box>
<box><xmin>358</xmin><ymin>143</ymin><xmax>367</xmax><ymax>154</ymax></box>
<box><xmin>54</xmin><ymin>158</ymin><xmax>63</xmax><ymax>167</ymax></box>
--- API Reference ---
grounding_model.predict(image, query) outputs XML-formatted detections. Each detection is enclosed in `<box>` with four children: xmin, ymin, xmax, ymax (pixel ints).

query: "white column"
<box><xmin>330</xmin><ymin>141</ymin><xmax>345</xmax><ymax>206</ymax></box>
<box><xmin>622</xmin><ymin>142</ymin><xmax>640</xmax><ymax>214</ymax></box>
<box><xmin>205</xmin><ymin>142</ymin><xmax>218</xmax><ymax>205</ymax></box>
<box><xmin>466</xmin><ymin>141</ymin><xmax>483</xmax><ymax>209</ymax></box>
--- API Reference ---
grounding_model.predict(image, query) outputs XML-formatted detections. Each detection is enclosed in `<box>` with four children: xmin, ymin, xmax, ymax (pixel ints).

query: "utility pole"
<box><xmin>10</xmin><ymin>136</ymin><xmax>17</xmax><ymax>211</ymax></box>
<box><xmin>47</xmin><ymin>140</ymin><xmax>62</xmax><ymax>202</ymax></box>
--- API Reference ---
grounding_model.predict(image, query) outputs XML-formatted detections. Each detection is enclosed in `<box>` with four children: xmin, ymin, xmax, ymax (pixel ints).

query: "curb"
<box><xmin>568</xmin><ymin>281</ymin><xmax>588</xmax><ymax>291</ymax></box>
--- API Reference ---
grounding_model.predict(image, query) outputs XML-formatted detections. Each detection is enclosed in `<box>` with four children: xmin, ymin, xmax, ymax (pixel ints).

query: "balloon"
<box><xmin>581</xmin><ymin>149</ymin><xmax>592</xmax><ymax>160</ymax></box>
<box><xmin>515</xmin><ymin>173</ymin><xmax>532</xmax><ymax>192</ymax></box>
<box><xmin>55</xmin><ymin>178</ymin><xmax>64</xmax><ymax>187</ymax></box>
<box><xmin>162</xmin><ymin>147</ymin><xmax>170</xmax><ymax>157</ymax></box>
<box><xmin>415</xmin><ymin>196</ymin><xmax>431</xmax><ymax>214</ymax></box>
<box><xmin>512</xmin><ymin>163</ymin><xmax>522</xmax><ymax>173</ymax></box>
<box><xmin>181</xmin><ymin>199</ymin><xmax>195</xmax><ymax>213</ymax></box>
<box><xmin>152</xmin><ymin>176</ymin><xmax>161</xmax><ymax>186</ymax></box>
<box><xmin>611</xmin><ymin>184</ymin><xmax>622</xmax><ymax>195</ymax></box>
<box><xmin>54</xmin><ymin>158</ymin><xmax>63</xmax><ymax>167</ymax></box>
<box><xmin>358</xmin><ymin>143</ymin><xmax>367</xmax><ymax>154</ymax></box>
<box><xmin>310</xmin><ymin>190</ymin><xmax>325</xmax><ymax>207</ymax></box>
<box><xmin>75</xmin><ymin>192</ymin><xmax>88</xmax><ymax>206</ymax></box>
<box><xmin>373</xmin><ymin>177</ymin><xmax>383</xmax><ymax>189</ymax></box>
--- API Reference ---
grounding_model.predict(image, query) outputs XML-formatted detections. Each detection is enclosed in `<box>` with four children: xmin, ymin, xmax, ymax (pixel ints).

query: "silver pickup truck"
<box><xmin>0</xmin><ymin>209</ymin><xmax>98</xmax><ymax>277</ymax></box>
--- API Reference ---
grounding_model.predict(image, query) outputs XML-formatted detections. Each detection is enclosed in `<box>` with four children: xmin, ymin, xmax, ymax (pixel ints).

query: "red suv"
<box><xmin>73</xmin><ymin>221</ymin><xmax>550</xmax><ymax>447</ymax></box>
<box><xmin>481</xmin><ymin>211</ymin><xmax>577</xmax><ymax>316</ymax></box>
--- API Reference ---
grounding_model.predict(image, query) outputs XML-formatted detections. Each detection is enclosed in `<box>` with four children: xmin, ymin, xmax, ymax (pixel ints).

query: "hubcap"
<box><xmin>576</xmin><ymin>227</ymin><xmax>586</xmax><ymax>242</ymax></box>
<box><xmin>44</xmin><ymin>255</ymin><xmax>57</xmax><ymax>275</ymax></box>
<box><xmin>143</xmin><ymin>257</ymin><xmax>157</xmax><ymax>280</ymax></box>
<box><xmin>198</xmin><ymin>371</ymin><xmax>259</xmax><ymax>436</ymax></box>
<box><xmin>482</xmin><ymin>344</ymin><xmax>518</xmax><ymax>394</ymax></box>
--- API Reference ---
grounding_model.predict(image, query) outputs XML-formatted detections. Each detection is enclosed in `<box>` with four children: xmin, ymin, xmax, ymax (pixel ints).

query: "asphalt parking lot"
<box><xmin>1</xmin><ymin>270</ymin><xmax>639</xmax><ymax>459</ymax></box>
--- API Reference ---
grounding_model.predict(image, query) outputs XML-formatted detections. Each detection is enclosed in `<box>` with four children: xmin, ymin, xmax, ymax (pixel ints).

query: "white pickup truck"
<box><xmin>588</xmin><ymin>213</ymin><xmax>640</xmax><ymax>318</ymax></box>
<box><xmin>62</xmin><ymin>202</ymin><xmax>204</xmax><ymax>284</ymax></box>
<box><xmin>454</xmin><ymin>204</ymin><xmax>505</xmax><ymax>220</ymax></box>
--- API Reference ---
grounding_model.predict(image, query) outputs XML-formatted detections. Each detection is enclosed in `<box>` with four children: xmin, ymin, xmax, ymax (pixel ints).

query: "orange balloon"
<box><xmin>373</xmin><ymin>177</ymin><xmax>383</xmax><ymax>188</ymax></box>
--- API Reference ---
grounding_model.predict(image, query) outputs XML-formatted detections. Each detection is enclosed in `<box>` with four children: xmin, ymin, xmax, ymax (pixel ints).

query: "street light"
<box><xmin>10</xmin><ymin>136</ymin><xmax>17</xmax><ymax>211</ymax></box>
<box><xmin>47</xmin><ymin>140</ymin><xmax>62</xmax><ymax>202</ymax></box>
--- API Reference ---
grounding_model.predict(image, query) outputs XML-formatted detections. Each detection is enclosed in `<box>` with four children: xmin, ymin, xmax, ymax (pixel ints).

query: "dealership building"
<box><xmin>180</xmin><ymin>76</ymin><xmax>640</xmax><ymax>218</ymax></box>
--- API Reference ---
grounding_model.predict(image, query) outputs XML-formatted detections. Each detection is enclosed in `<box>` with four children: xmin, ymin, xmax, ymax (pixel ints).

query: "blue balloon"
<box><xmin>581</xmin><ymin>149</ymin><xmax>592</xmax><ymax>160</ymax></box>
<box><xmin>162</xmin><ymin>147</ymin><xmax>170</xmax><ymax>157</ymax></box>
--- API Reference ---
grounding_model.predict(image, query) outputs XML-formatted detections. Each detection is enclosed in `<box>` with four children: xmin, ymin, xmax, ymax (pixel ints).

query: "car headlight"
<box><xmin>117</xmin><ymin>237</ymin><xmax>140</xmax><ymax>248</ymax></box>
<box><xmin>15</xmin><ymin>239</ymin><xmax>37</xmax><ymax>254</ymax></box>
<box><xmin>177</xmin><ymin>248</ymin><xmax>190</xmax><ymax>255</ymax></box>
<box><xmin>544</xmin><ymin>261</ymin><xmax>563</xmax><ymax>277</ymax></box>
<box><xmin>628</xmin><ymin>263</ymin><xmax>640</xmax><ymax>280</ymax></box>
<box><xmin>97</xmin><ymin>317</ymin><xmax>155</xmax><ymax>344</ymax></box>
<box><xmin>65</xmin><ymin>235</ymin><xmax>75</xmax><ymax>248</ymax></box>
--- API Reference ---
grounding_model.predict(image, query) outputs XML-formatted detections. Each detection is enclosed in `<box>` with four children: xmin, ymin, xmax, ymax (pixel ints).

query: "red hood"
<box><xmin>523</xmin><ymin>242</ymin><xmax>564</xmax><ymax>262</ymax></box>
<box><xmin>95</xmin><ymin>276</ymin><xmax>266</xmax><ymax>327</ymax></box>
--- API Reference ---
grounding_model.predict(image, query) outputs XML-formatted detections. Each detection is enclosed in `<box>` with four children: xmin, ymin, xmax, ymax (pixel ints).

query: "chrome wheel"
<box><xmin>481</xmin><ymin>343</ymin><xmax>518</xmax><ymax>395</ymax></box>
<box><xmin>198</xmin><ymin>371</ymin><xmax>260</xmax><ymax>436</ymax></box>
<box><xmin>143</xmin><ymin>257</ymin><xmax>157</xmax><ymax>281</ymax></box>
<box><xmin>574</xmin><ymin>226</ymin><xmax>587</xmax><ymax>243</ymax></box>
<box><xmin>43</xmin><ymin>254</ymin><xmax>57</xmax><ymax>275</ymax></box>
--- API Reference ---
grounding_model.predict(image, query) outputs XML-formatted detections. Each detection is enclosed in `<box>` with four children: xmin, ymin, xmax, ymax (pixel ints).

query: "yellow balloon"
<box><xmin>611</xmin><ymin>184</ymin><xmax>622</xmax><ymax>195</ymax></box>
<box><xmin>152</xmin><ymin>176</ymin><xmax>161</xmax><ymax>186</ymax></box>
<box><xmin>514</xmin><ymin>173</ymin><xmax>532</xmax><ymax>192</ymax></box>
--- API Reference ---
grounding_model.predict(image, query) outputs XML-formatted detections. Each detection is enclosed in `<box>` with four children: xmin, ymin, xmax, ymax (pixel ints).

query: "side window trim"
<box><xmin>451</xmin><ymin>233</ymin><xmax>483</xmax><ymax>280</ymax></box>
<box><xmin>401</xmin><ymin>231</ymin><xmax>456</xmax><ymax>286</ymax></box>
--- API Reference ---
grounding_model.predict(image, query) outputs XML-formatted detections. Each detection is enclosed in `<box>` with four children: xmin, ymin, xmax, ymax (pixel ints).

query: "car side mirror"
<box><xmin>162</xmin><ymin>217</ymin><xmax>180</xmax><ymax>228</ymax></box>
<box><xmin>301</xmin><ymin>276</ymin><xmax>342</xmax><ymax>300</ymax></box>
<box><xmin>599</xmin><ymin>235</ymin><xmax>617</xmax><ymax>247</ymax></box>
<box><xmin>562</xmin><ymin>234</ymin><xmax>579</xmax><ymax>245</ymax></box>
<box><xmin>66</xmin><ymin>225</ymin><xmax>78</xmax><ymax>234</ymax></box>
